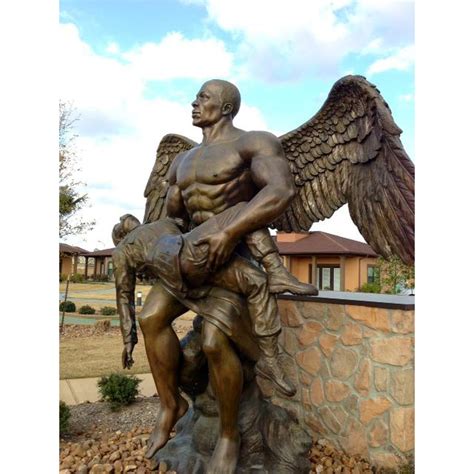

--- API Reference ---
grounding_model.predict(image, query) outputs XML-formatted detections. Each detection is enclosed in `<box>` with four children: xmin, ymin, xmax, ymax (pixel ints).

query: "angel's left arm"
<box><xmin>224</xmin><ymin>132</ymin><xmax>295</xmax><ymax>241</ymax></box>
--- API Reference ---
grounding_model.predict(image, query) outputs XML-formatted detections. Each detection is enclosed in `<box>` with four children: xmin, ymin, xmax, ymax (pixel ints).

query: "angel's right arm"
<box><xmin>165</xmin><ymin>185</ymin><xmax>187</xmax><ymax>219</ymax></box>
<box><xmin>165</xmin><ymin>152</ymin><xmax>189</xmax><ymax>221</ymax></box>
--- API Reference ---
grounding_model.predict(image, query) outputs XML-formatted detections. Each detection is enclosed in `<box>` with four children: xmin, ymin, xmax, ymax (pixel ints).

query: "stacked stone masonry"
<box><xmin>259</xmin><ymin>297</ymin><xmax>414</xmax><ymax>471</ymax></box>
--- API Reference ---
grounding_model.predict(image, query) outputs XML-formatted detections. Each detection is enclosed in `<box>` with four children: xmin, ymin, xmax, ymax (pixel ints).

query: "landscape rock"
<box><xmin>325</xmin><ymin>380</ymin><xmax>350</xmax><ymax>402</ymax></box>
<box><xmin>359</xmin><ymin>397</ymin><xmax>391</xmax><ymax>424</ymax></box>
<box><xmin>346</xmin><ymin>306</ymin><xmax>390</xmax><ymax>332</ymax></box>
<box><xmin>389</xmin><ymin>368</ymin><xmax>414</xmax><ymax>405</ymax></box>
<box><xmin>370</xmin><ymin>337</ymin><xmax>414</xmax><ymax>366</ymax></box>
<box><xmin>340</xmin><ymin>323</ymin><xmax>363</xmax><ymax>345</ymax></box>
<box><xmin>374</xmin><ymin>366</ymin><xmax>388</xmax><ymax>392</ymax></box>
<box><xmin>326</xmin><ymin>304</ymin><xmax>345</xmax><ymax>330</ymax></box>
<box><xmin>330</xmin><ymin>347</ymin><xmax>358</xmax><ymax>380</ymax></box>
<box><xmin>319</xmin><ymin>333</ymin><xmax>338</xmax><ymax>357</ymax></box>
<box><xmin>390</xmin><ymin>407</ymin><xmax>414</xmax><ymax>452</ymax></box>
<box><xmin>296</xmin><ymin>346</ymin><xmax>322</xmax><ymax>375</ymax></box>
<box><xmin>298</xmin><ymin>321</ymin><xmax>324</xmax><ymax>346</ymax></box>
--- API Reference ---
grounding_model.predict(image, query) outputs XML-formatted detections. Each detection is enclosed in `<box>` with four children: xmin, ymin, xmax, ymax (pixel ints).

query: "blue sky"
<box><xmin>59</xmin><ymin>0</ymin><xmax>414</xmax><ymax>250</ymax></box>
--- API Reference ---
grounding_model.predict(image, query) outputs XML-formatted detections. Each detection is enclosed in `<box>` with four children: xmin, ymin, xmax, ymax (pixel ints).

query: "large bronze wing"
<box><xmin>273</xmin><ymin>75</ymin><xmax>414</xmax><ymax>265</ymax></box>
<box><xmin>143</xmin><ymin>134</ymin><xmax>197</xmax><ymax>224</ymax></box>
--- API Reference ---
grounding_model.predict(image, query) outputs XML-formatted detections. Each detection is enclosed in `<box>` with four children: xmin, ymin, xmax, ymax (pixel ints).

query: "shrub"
<box><xmin>79</xmin><ymin>305</ymin><xmax>96</xmax><ymax>314</ymax></box>
<box><xmin>93</xmin><ymin>274</ymin><xmax>110</xmax><ymax>282</ymax></box>
<box><xmin>358</xmin><ymin>282</ymin><xmax>381</xmax><ymax>293</ymax></box>
<box><xmin>100</xmin><ymin>306</ymin><xmax>117</xmax><ymax>316</ymax></box>
<box><xmin>60</xmin><ymin>401</ymin><xmax>71</xmax><ymax>435</ymax></box>
<box><xmin>60</xmin><ymin>273</ymin><xmax>67</xmax><ymax>282</ymax></box>
<box><xmin>98</xmin><ymin>373</ymin><xmax>141</xmax><ymax>411</ymax></box>
<box><xmin>59</xmin><ymin>300</ymin><xmax>76</xmax><ymax>312</ymax></box>
<box><xmin>70</xmin><ymin>273</ymin><xmax>85</xmax><ymax>283</ymax></box>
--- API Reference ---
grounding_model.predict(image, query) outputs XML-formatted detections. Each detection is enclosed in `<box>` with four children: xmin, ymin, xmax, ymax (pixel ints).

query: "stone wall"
<box><xmin>259</xmin><ymin>293</ymin><xmax>414</xmax><ymax>470</ymax></box>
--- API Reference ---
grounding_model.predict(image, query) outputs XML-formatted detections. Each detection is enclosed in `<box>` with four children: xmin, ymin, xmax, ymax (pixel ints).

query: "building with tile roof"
<box><xmin>275</xmin><ymin>231</ymin><xmax>379</xmax><ymax>291</ymax></box>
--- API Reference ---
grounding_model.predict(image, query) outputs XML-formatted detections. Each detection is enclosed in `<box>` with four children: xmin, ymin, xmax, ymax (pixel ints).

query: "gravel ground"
<box><xmin>59</xmin><ymin>323</ymin><xmax>407</xmax><ymax>473</ymax></box>
<box><xmin>59</xmin><ymin>398</ymin><xmax>390</xmax><ymax>474</ymax></box>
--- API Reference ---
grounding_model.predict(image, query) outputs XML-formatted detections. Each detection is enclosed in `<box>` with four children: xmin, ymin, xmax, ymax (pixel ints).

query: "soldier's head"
<box><xmin>191</xmin><ymin>79</ymin><xmax>241</xmax><ymax>127</ymax></box>
<box><xmin>112</xmin><ymin>214</ymin><xmax>141</xmax><ymax>246</ymax></box>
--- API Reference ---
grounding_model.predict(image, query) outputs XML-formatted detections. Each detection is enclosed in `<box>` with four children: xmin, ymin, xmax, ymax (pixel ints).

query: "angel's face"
<box><xmin>191</xmin><ymin>82</ymin><xmax>225</xmax><ymax>127</ymax></box>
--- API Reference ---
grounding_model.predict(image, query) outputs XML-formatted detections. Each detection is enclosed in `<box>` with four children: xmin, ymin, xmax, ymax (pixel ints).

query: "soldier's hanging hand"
<box><xmin>122</xmin><ymin>342</ymin><xmax>135</xmax><ymax>369</ymax></box>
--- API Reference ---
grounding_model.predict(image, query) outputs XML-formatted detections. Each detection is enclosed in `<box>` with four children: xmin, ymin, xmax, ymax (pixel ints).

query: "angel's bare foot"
<box><xmin>145</xmin><ymin>395</ymin><xmax>188</xmax><ymax>459</ymax></box>
<box><xmin>207</xmin><ymin>434</ymin><xmax>240</xmax><ymax>474</ymax></box>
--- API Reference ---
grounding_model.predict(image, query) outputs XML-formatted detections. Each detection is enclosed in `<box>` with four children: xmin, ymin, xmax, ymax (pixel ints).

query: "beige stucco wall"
<box><xmin>286</xmin><ymin>256</ymin><xmax>378</xmax><ymax>291</ymax></box>
<box><xmin>344</xmin><ymin>257</ymin><xmax>377</xmax><ymax>291</ymax></box>
<box><xmin>289</xmin><ymin>257</ymin><xmax>311</xmax><ymax>282</ymax></box>
<box><xmin>258</xmin><ymin>297</ymin><xmax>414</xmax><ymax>470</ymax></box>
<box><xmin>60</xmin><ymin>256</ymin><xmax>73</xmax><ymax>275</ymax></box>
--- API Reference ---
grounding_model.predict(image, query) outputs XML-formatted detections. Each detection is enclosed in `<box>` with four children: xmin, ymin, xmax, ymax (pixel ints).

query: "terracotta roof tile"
<box><xmin>59</xmin><ymin>243</ymin><xmax>89</xmax><ymax>255</ymax></box>
<box><xmin>83</xmin><ymin>248</ymin><xmax>115</xmax><ymax>257</ymax></box>
<box><xmin>275</xmin><ymin>231</ymin><xmax>378</xmax><ymax>257</ymax></box>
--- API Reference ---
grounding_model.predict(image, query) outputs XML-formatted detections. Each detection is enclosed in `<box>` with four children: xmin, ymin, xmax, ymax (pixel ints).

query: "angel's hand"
<box><xmin>194</xmin><ymin>230</ymin><xmax>238</xmax><ymax>272</ymax></box>
<box><xmin>122</xmin><ymin>342</ymin><xmax>135</xmax><ymax>369</ymax></box>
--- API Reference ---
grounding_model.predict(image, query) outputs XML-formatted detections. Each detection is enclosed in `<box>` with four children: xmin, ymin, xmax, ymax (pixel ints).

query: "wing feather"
<box><xmin>274</xmin><ymin>75</ymin><xmax>414</xmax><ymax>265</ymax></box>
<box><xmin>143</xmin><ymin>134</ymin><xmax>197</xmax><ymax>224</ymax></box>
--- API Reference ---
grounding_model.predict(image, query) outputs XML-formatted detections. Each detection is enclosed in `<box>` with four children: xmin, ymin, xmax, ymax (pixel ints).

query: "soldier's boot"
<box><xmin>255</xmin><ymin>335</ymin><xmax>297</xmax><ymax>397</ymax></box>
<box><xmin>261</xmin><ymin>251</ymin><xmax>318</xmax><ymax>295</ymax></box>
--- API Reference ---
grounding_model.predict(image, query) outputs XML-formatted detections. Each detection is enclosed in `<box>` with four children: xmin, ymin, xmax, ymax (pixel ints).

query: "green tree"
<box><xmin>378</xmin><ymin>256</ymin><xmax>415</xmax><ymax>294</ymax></box>
<box><xmin>59</xmin><ymin>101</ymin><xmax>95</xmax><ymax>238</ymax></box>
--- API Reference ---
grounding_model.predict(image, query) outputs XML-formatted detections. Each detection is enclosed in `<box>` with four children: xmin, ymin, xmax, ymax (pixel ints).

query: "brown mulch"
<box><xmin>60</xmin><ymin>398</ymin><xmax>385</xmax><ymax>474</ymax></box>
<box><xmin>60</xmin><ymin>324</ymin><xmax>122</xmax><ymax>339</ymax></box>
<box><xmin>60</xmin><ymin>318</ymin><xmax>193</xmax><ymax>341</ymax></box>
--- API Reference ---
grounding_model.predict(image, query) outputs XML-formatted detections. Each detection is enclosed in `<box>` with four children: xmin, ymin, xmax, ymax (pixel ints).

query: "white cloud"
<box><xmin>399</xmin><ymin>93</ymin><xmax>413</xmax><ymax>102</ymax></box>
<box><xmin>366</xmin><ymin>45</ymin><xmax>415</xmax><ymax>76</ymax></box>
<box><xmin>186</xmin><ymin>0</ymin><xmax>414</xmax><ymax>81</ymax></box>
<box><xmin>59</xmin><ymin>23</ymin><xmax>270</xmax><ymax>250</ymax></box>
<box><xmin>205</xmin><ymin>0</ymin><xmax>351</xmax><ymax>42</ymax></box>
<box><xmin>105</xmin><ymin>41</ymin><xmax>120</xmax><ymax>54</ymax></box>
<box><xmin>122</xmin><ymin>32</ymin><xmax>233</xmax><ymax>81</ymax></box>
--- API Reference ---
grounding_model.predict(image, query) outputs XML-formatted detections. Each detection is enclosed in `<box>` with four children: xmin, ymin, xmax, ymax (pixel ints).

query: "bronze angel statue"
<box><xmin>111</xmin><ymin>76</ymin><xmax>414</xmax><ymax>473</ymax></box>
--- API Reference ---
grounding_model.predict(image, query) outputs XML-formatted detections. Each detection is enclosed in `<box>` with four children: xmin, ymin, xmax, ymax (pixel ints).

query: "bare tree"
<box><xmin>59</xmin><ymin>101</ymin><xmax>95</xmax><ymax>238</ymax></box>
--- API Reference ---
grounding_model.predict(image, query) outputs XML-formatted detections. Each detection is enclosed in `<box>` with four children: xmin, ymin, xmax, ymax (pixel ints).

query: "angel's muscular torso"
<box><xmin>165</xmin><ymin>128</ymin><xmax>295</xmax><ymax>271</ymax></box>
<box><xmin>168</xmin><ymin>130</ymin><xmax>294</xmax><ymax>230</ymax></box>
<box><xmin>175</xmin><ymin>135</ymin><xmax>258</xmax><ymax>225</ymax></box>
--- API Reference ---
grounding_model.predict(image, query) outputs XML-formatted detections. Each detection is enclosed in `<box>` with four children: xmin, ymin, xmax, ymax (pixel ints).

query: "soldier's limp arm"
<box><xmin>112</xmin><ymin>251</ymin><xmax>138</xmax><ymax>369</ymax></box>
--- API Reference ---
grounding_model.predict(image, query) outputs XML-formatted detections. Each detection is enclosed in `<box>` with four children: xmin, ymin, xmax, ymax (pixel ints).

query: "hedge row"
<box><xmin>59</xmin><ymin>301</ymin><xmax>117</xmax><ymax>315</ymax></box>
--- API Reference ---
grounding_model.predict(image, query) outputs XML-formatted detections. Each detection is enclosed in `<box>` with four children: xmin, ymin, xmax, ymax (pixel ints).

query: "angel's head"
<box><xmin>192</xmin><ymin>79</ymin><xmax>241</xmax><ymax>127</ymax></box>
<box><xmin>112</xmin><ymin>214</ymin><xmax>141</xmax><ymax>246</ymax></box>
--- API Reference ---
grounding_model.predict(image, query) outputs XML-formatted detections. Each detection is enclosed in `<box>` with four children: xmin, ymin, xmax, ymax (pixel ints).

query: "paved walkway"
<box><xmin>60</xmin><ymin>373</ymin><xmax>156</xmax><ymax>405</ymax></box>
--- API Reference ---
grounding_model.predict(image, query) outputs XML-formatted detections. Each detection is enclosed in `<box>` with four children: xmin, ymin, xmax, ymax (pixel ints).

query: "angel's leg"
<box><xmin>138</xmin><ymin>283</ymin><xmax>189</xmax><ymax>459</ymax></box>
<box><xmin>202</xmin><ymin>320</ymin><xmax>242</xmax><ymax>474</ymax></box>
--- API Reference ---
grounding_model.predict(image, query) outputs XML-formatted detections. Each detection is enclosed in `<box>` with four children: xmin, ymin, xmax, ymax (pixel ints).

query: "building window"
<box><xmin>318</xmin><ymin>265</ymin><xmax>340</xmax><ymax>291</ymax></box>
<box><xmin>308</xmin><ymin>264</ymin><xmax>313</xmax><ymax>284</ymax></box>
<box><xmin>367</xmin><ymin>265</ymin><xmax>380</xmax><ymax>284</ymax></box>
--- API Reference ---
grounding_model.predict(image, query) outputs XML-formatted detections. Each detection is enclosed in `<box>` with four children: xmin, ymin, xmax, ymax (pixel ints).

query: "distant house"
<box><xmin>59</xmin><ymin>243</ymin><xmax>115</xmax><ymax>280</ymax></box>
<box><xmin>83</xmin><ymin>248</ymin><xmax>115</xmax><ymax>280</ymax></box>
<box><xmin>60</xmin><ymin>230</ymin><xmax>378</xmax><ymax>289</ymax></box>
<box><xmin>275</xmin><ymin>231</ymin><xmax>379</xmax><ymax>292</ymax></box>
<box><xmin>59</xmin><ymin>243</ymin><xmax>89</xmax><ymax>275</ymax></box>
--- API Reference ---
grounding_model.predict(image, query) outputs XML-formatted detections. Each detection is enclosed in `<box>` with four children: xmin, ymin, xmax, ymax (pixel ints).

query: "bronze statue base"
<box><xmin>150</xmin><ymin>319</ymin><xmax>311</xmax><ymax>473</ymax></box>
<box><xmin>151</xmin><ymin>383</ymin><xmax>311</xmax><ymax>473</ymax></box>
